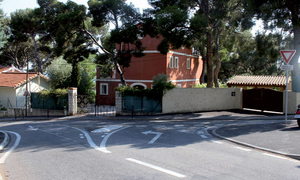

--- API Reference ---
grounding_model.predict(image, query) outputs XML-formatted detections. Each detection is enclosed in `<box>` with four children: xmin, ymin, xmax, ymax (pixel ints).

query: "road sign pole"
<box><xmin>280</xmin><ymin>50</ymin><xmax>296</xmax><ymax>123</ymax></box>
<box><xmin>285</xmin><ymin>70</ymin><xmax>288</xmax><ymax>123</ymax></box>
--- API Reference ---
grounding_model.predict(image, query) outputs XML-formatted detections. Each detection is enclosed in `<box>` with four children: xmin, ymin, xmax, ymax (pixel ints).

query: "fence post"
<box><xmin>115</xmin><ymin>91</ymin><xmax>122</xmax><ymax>116</ymax></box>
<box><xmin>68</xmin><ymin>87</ymin><xmax>77</xmax><ymax>115</ymax></box>
<box><xmin>132</xmin><ymin>105</ymin><xmax>134</xmax><ymax>118</ymax></box>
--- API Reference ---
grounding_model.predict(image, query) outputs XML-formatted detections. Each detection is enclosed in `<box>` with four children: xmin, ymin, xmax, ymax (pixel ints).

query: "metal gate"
<box><xmin>243</xmin><ymin>88</ymin><xmax>283</xmax><ymax>112</ymax></box>
<box><xmin>77</xmin><ymin>95</ymin><xmax>90</xmax><ymax>114</ymax></box>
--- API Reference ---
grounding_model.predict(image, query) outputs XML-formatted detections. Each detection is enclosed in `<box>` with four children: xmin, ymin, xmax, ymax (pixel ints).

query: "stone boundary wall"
<box><xmin>162</xmin><ymin>88</ymin><xmax>242</xmax><ymax>114</ymax></box>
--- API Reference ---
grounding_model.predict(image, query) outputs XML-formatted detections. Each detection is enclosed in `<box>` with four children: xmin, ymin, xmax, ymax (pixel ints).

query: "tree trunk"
<box><xmin>207</xmin><ymin>32</ymin><xmax>213</xmax><ymax>88</ymax></box>
<box><xmin>200</xmin><ymin>46</ymin><xmax>206</xmax><ymax>84</ymax></box>
<box><xmin>113</xmin><ymin>58</ymin><xmax>126</xmax><ymax>86</ymax></box>
<box><xmin>213</xmin><ymin>28</ymin><xmax>223</xmax><ymax>88</ymax></box>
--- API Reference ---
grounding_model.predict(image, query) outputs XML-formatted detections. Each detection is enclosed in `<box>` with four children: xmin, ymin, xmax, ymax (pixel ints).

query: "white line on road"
<box><xmin>79</xmin><ymin>134</ymin><xmax>84</xmax><ymax>139</ymax></box>
<box><xmin>262</xmin><ymin>153</ymin><xmax>288</xmax><ymax>160</ymax></box>
<box><xmin>235</xmin><ymin>147</ymin><xmax>252</xmax><ymax>152</ymax></box>
<box><xmin>73</xmin><ymin>126</ymin><xmax>130</xmax><ymax>153</ymax></box>
<box><xmin>142</xmin><ymin>131</ymin><xmax>163</xmax><ymax>144</ymax></box>
<box><xmin>100</xmin><ymin>126</ymin><xmax>130</xmax><ymax>152</ymax></box>
<box><xmin>0</xmin><ymin>131</ymin><xmax>21</xmax><ymax>164</ymax></box>
<box><xmin>200</xmin><ymin>135</ymin><xmax>208</xmax><ymax>138</ymax></box>
<box><xmin>126</xmin><ymin>158</ymin><xmax>186</xmax><ymax>178</ymax></box>
<box><xmin>210</xmin><ymin>140</ymin><xmax>223</xmax><ymax>144</ymax></box>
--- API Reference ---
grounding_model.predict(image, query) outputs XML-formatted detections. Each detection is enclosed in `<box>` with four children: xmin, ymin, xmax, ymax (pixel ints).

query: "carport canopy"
<box><xmin>226</xmin><ymin>75</ymin><xmax>291</xmax><ymax>91</ymax></box>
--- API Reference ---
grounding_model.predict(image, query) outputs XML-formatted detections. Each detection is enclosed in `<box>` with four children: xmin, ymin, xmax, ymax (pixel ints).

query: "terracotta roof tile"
<box><xmin>0</xmin><ymin>72</ymin><xmax>50</xmax><ymax>88</ymax></box>
<box><xmin>227</xmin><ymin>75</ymin><xmax>287</xmax><ymax>87</ymax></box>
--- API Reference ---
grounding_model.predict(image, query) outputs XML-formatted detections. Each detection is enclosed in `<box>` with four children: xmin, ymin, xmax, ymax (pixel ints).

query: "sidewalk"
<box><xmin>0</xmin><ymin>109</ymin><xmax>299</xmax><ymax>160</ymax></box>
<box><xmin>212</xmin><ymin>120</ymin><xmax>300</xmax><ymax>160</ymax></box>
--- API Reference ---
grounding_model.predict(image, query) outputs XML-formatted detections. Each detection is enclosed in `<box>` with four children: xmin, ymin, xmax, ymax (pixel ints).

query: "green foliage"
<box><xmin>149</xmin><ymin>0</ymin><xmax>253</xmax><ymax>87</ymax></box>
<box><xmin>9</xmin><ymin>8</ymin><xmax>55</xmax><ymax>73</ymax></box>
<box><xmin>0</xmin><ymin>101</ymin><xmax>6</xmax><ymax>111</ymax></box>
<box><xmin>78</xmin><ymin>69</ymin><xmax>96</xmax><ymax>103</ymax></box>
<box><xmin>47</xmin><ymin>57</ymin><xmax>72</xmax><ymax>89</ymax></box>
<box><xmin>116</xmin><ymin>74</ymin><xmax>175</xmax><ymax>101</ymax></box>
<box><xmin>47</xmin><ymin>56</ymin><xmax>96</xmax><ymax>103</ymax></box>
<box><xmin>38</xmin><ymin>88</ymin><xmax>68</xmax><ymax>98</ymax></box>
<box><xmin>192</xmin><ymin>82</ymin><xmax>228</xmax><ymax>88</ymax></box>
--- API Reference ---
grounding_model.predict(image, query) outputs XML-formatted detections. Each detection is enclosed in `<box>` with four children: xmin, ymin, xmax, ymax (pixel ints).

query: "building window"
<box><xmin>100</xmin><ymin>83</ymin><xmax>108</xmax><ymax>95</ymax></box>
<box><xmin>175</xmin><ymin>57</ymin><xmax>179</xmax><ymax>68</ymax></box>
<box><xmin>177</xmin><ymin>84</ymin><xmax>181</xmax><ymax>88</ymax></box>
<box><xmin>169</xmin><ymin>56</ymin><xmax>173</xmax><ymax>68</ymax></box>
<box><xmin>187</xmin><ymin>58</ymin><xmax>190</xmax><ymax>69</ymax></box>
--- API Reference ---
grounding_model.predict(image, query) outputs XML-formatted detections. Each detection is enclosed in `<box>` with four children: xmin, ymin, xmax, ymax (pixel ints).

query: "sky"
<box><xmin>1</xmin><ymin>0</ymin><xmax>151</xmax><ymax>15</ymax></box>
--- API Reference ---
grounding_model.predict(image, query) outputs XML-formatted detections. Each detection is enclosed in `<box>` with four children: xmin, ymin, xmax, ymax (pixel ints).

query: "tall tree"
<box><xmin>0</xmin><ymin>0</ymin><xmax>9</xmax><ymax>50</ymax></box>
<box><xmin>9</xmin><ymin>8</ymin><xmax>55</xmax><ymax>74</ymax></box>
<box><xmin>245</xmin><ymin>0</ymin><xmax>300</xmax><ymax>91</ymax></box>
<box><xmin>38</xmin><ymin>0</ymin><xmax>98</xmax><ymax>87</ymax></box>
<box><xmin>219</xmin><ymin>31</ymin><xmax>288</xmax><ymax>81</ymax></box>
<box><xmin>147</xmin><ymin>0</ymin><xmax>253</xmax><ymax>87</ymax></box>
<box><xmin>85</xmin><ymin>0</ymin><xmax>145</xmax><ymax>85</ymax></box>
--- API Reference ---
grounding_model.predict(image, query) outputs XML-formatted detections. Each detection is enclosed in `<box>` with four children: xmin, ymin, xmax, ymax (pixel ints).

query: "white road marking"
<box><xmin>100</xmin><ymin>126</ymin><xmax>131</xmax><ymax>153</ymax></box>
<box><xmin>126</xmin><ymin>158</ymin><xmax>186</xmax><ymax>178</ymax></box>
<box><xmin>28</xmin><ymin>126</ymin><xmax>38</xmax><ymax>131</ymax></box>
<box><xmin>91</xmin><ymin>125</ymin><xmax>123</xmax><ymax>133</ymax></box>
<box><xmin>0</xmin><ymin>131</ymin><xmax>21</xmax><ymax>164</ymax></box>
<box><xmin>262</xmin><ymin>153</ymin><xmax>288</xmax><ymax>160</ymax></box>
<box><xmin>74</xmin><ymin>126</ymin><xmax>130</xmax><ymax>153</ymax></box>
<box><xmin>79</xmin><ymin>134</ymin><xmax>84</xmax><ymax>139</ymax></box>
<box><xmin>235</xmin><ymin>147</ymin><xmax>252</xmax><ymax>152</ymax></box>
<box><xmin>142</xmin><ymin>131</ymin><xmax>163</xmax><ymax>144</ymax></box>
<box><xmin>136</xmin><ymin>125</ymin><xmax>147</xmax><ymax>128</ymax></box>
<box><xmin>72</xmin><ymin>127</ymin><xmax>108</xmax><ymax>153</ymax></box>
<box><xmin>196</xmin><ymin>130</ymin><xmax>204</xmax><ymax>134</ymax></box>
<box><xmin>200</xmin><ymin>135</ymin><xmax>208</xmax><ymax>138</ymax></box>
<box><xmin>210</xmin><ymin>140</ymin><xmax>223</xmax><ymax>144</ymax></box>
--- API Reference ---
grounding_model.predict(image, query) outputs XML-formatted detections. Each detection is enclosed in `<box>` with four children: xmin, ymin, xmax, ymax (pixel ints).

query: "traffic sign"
<box><xmin>280</xmin><ymin>50</ymin><xmax>296</xmax><ymax>64</ymax></box>
<box><xmin>281</xmin><ymin>65</ymin><xmax>293</xmax><ymax>71</ymax></box>
<box><xmin>23</xmin><ymin>90</ymin><xmax>30</xmax><ymax>96</ymax></box>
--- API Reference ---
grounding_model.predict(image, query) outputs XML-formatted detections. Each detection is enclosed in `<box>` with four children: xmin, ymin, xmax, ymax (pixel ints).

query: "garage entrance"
<box><xmin>243</xmin><ymin>88</ymin><xmax>283</xmax><ymax>112</ymax></box>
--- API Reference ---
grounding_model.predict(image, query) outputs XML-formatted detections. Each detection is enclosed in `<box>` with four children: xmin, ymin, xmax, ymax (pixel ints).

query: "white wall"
<box><xmin>2</xmin><ymin>77</ymin><xmax>51</xmax><ymax>108</ymax></box>
<box><xmin>284</xmin><ymin>91</ymin><xmax>300</xmax><ymax>114</ymax></box>
<box><xmin>162</xmin><ymin>88</ymin><xmax>242</xmax><ymax>114</ymax></box>
<box><xmin>0</xmin><ymin>87</ymin><xmax>16</xmax><ymax>108</ymax></box>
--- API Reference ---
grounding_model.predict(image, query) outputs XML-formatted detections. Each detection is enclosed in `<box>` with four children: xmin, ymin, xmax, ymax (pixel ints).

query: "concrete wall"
<box><xmin>284</xmin><ymin>91</ymin><xmax>300</xmax><ymax>114</ymax></box>
<box><xmin>162</xmin><ymin>88</ymin><xmax>242</xmax><ymax>114</ymax></box>
<box><xmin>15</xmin><ymin>77</ymin><xmax>50</xmax><ymax>108</ymax></box>
<box><xmin>0</xmin><ymin>87</ymin><xmax>16</xmax><ymax>108</ymax></box>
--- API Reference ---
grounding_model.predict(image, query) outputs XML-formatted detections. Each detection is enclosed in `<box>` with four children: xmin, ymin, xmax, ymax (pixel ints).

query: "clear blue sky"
<box><xmin>1</xmin><ymin>0</ymin><xmax>151</xmax><ymax>15</ymax></box>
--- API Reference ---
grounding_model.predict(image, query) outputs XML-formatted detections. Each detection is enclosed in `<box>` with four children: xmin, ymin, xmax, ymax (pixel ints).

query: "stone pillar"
<box><xmin>68</xmin><ymin>87</ymin><xmax>77</xmax><ymax>115</ymax></box>
<box><xmin>115</xmin><ymin>91</ymin><xmax>122</xmax><ymax>116</ymax></box>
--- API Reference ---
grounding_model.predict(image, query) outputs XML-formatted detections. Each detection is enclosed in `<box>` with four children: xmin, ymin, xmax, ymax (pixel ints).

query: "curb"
<box><xmin>211</xmin><ymin>127</ymin><xmax>300</xmax><ymax>161</ymax></box>
<box><xmin>0</xmin><ymin>131</ymin><xmax>10</xmax><ymax>151</ymax></box>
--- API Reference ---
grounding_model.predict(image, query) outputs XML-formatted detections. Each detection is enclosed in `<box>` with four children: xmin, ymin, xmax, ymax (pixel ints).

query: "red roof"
<box><xmin>227</xmin><ymin>75</ymin><xmax>287</xmax><ymax>87</ymax></box>
<box><xmin>0</xmin><ymin>72</ymin><xmax>49</xmax><ymax>88</ymax></box>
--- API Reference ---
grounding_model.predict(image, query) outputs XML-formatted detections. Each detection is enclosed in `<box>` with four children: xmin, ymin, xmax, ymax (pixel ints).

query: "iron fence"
<box><xmin>122</xmin><ymin>95</ymin><xmax>162</xmax><ymax>113</ymax></box>
<box><xmin>31</xmin><ymin>92</ymin><xmax>67</xmax><ymax>110</ymax></box>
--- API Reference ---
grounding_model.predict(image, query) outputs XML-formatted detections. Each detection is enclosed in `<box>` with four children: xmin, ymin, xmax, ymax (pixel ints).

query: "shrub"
<box><xmin>116</xmin><ymin>74</ymin><xmax>175</xmax><ymax>100</ymax></box>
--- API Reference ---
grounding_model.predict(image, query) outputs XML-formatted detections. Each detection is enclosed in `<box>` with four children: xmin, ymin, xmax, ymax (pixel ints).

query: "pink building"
<box><xmin>96</xmin><ymin>35</ymin><xmax>203</xmax><ymax>105</ymax></box>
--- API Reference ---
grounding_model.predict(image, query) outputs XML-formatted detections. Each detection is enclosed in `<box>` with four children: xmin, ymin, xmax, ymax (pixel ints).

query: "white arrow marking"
<box><xmin>28</xmin><ymin>126</ymin><xmax>38</xmax><ymax>131</ymax></box>
<box><xmin>142</xmin><ymin>131</ymin><xmax>162</xmax><ymax>144</ymax></box>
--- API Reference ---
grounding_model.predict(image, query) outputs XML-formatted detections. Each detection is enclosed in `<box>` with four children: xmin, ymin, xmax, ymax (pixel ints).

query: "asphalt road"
<box><xmin>0</xmin><ymin>118</ymin><xmax>299</xmax><ymax>180</ymax></box>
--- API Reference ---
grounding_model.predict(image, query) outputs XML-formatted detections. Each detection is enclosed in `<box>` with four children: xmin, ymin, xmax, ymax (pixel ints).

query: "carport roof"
<box><xmin>227</xmin><ymin>75</ymin><xmax>287</xmax><ymax>87</ymax></box>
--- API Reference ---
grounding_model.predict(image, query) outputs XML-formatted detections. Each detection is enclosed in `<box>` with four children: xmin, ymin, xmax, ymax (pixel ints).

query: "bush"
<box><xmin>116</xmin><ymin>74</ymin><xmax>176</xmax><ymax>100</ymax></box>
<box><xmin>192</xmin><ymin>82</ymin><xmax>228</xmax><ymax>88</ymax></box>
